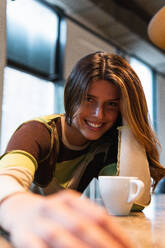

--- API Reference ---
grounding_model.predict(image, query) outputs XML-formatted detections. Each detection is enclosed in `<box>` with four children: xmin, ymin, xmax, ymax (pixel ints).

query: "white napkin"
<box><xmin>117</xmin><ymin>124</ymin><xmax>151</xmax><ymax>206</ymax></box>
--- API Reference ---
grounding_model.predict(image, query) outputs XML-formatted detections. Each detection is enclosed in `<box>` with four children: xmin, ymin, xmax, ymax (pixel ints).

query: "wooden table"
<box><xmin>113</xmin><ymin>194</ymin><xmax>165</xmax><ymax>248</ymax></box>
<box><xmin>1</xmin><ymin>193</ymin><xmax>165</xmax><ymax>247</ymax></box>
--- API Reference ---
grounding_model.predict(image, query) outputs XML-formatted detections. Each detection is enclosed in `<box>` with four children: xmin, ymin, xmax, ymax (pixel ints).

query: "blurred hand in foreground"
<box><xmin>0</xmin><ymin>190</ymin><xmax>134</xmax><ymax>248</ymax></box>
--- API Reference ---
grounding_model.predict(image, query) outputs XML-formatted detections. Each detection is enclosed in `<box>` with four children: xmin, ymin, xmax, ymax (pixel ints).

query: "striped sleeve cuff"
<box><xmin>0</xmin><ymin>150</ymin><xmax>37</xmax><ymax>173</ymax></box>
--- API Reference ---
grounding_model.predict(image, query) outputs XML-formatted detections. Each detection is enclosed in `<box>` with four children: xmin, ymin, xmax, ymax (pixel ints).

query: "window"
<box><xmin>7</xmin><ymin>0</ymin><xmax>59</xmax><ymax>78</ymax></box>
<box><xmin>0</xmin><ymin>0</ymin><xmax>64</xmax><ymax>153</ymax></box>
<box><xmin>1</xmin><ymin>67</ymin><xmax>56</xmax><ymax>153</ymax></box>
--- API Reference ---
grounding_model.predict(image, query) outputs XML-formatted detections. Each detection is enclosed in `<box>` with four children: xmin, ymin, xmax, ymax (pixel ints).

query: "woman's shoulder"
<box><xmin>33</xmin><ymin>114</ymin><xmax>63</xmax><ymax>124</ymax></box>
<box><xmin>14</xmin><ymin>114</ymin><xmax>63</xmax><ymax>133</ymax></box>
<box><xmin>5</xmin><ymin>114</ymin><xmax>64</xmax><ymax>159</ymax></box>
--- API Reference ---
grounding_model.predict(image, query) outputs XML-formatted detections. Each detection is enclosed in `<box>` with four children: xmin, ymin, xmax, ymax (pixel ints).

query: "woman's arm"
<box><xmin>0</xmin><ymin>189</ymin><xmax>134</xmax><ymax>248</ymax></box>
<box><xmin>0</xmin><ymin>119</ymin><xmax>134</xmax><ymax>247</ymax></box>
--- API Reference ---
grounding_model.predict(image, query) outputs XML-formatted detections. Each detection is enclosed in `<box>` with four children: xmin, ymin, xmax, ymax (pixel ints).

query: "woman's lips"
<box><xmin>85</xmin><ymin>120</ymin><xmax>103</xmax><ymax>128</ymax></box>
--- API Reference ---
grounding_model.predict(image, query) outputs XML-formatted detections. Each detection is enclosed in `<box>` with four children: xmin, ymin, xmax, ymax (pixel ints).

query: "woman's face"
<box><xmin>69</xmin><ymin>79</ymin><xmax>120</xmax><ymax>146</ymax></box>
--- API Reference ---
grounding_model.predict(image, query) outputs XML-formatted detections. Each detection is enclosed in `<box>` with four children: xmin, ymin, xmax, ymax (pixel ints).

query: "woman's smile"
<box><xmin>85</xmin><ymin>120</ymin><xmax>104</xmax><ymax>129</ymax></box>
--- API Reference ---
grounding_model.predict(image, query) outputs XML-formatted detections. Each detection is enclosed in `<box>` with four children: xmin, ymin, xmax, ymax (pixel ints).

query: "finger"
<box><xmin>33</xmin><ymin>218</ymin><xmax>89</xmax><ymax>248</ymax></box>
<box><xmin>55</xmin><ymin>191</ymin><xmax>134</xmax><ymax>248</ymax></box>
<box><xmin>71</xmin><ymin>200</ymin><xmax>134</xmax><ymax>248</ymax></box>
<box><xmin>47</xmin><ymin>190</ymin><xmax>106</xmax><ymax>223</ymax></box>
<box><xmin>104</xmin><ymin>218</ymin><xmax>134</xmax><ymax>247</ymax></box>
<box><xmin>42</xmin><ymin>216</ymin><xmax>124</xmax><ymax>248</ymax></box>
<box><xmin>48</xmin><ymin>190</ymin><xmax>110</xmax><ymax>224</ymax></box>
<box><xmin>61</xmin><ymin>191</ymin><xmax>107</xmax><ymax>221</ymax></box>
<box><xmin>40</xmin><ymin>200</ymin><xmax>128</xmax><ymax>248</ymax></box>
<box><xmin>47</xmin><ymin>191</ymin><xmax>133</xmax><ymax>248</ymax></box>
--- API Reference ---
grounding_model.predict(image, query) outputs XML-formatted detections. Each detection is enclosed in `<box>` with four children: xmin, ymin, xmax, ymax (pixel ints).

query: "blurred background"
<box><xmin>0</xmin><ymin>0</ymin><xmax>165</xmax><ymax>193</ymax></box>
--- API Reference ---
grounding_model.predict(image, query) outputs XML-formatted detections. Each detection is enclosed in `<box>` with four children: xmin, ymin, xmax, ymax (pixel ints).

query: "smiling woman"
<box><xmin>0</xmin><ymin>51</ymin><xmax>165</xmax><ymax>248</ymax></box>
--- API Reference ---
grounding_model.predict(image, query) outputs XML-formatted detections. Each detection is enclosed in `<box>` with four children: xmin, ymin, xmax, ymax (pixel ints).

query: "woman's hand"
<box><xmin>0</xmin><ymin>190</ymin><xmax>133</xmax><ymax>248</ymax></box>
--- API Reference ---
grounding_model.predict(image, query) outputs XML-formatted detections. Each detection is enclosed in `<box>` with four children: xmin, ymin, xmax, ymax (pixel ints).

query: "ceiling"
<box><xmin>44</xmin><ymin>0</ymin><xmax>165</xmax><ymax>75</ymax></box>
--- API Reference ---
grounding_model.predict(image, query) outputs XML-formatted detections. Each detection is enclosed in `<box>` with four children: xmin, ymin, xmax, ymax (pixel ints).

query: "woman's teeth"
<box><xmin>87</xmin><ymin>121</ymin><xmax>102</xmax><ymax>128</ymax></box>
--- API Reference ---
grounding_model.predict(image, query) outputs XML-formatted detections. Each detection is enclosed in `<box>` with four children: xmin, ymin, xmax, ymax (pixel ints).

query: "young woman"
<box><xmin>0</xmin><ymin>52</ymin><xmax>164</xmax><ymax>248</ymax></box>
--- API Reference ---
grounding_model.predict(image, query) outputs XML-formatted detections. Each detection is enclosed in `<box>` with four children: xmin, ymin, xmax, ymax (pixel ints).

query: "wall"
<box><xmin>64</xmin><ymin>19</ymin><xmax>115</xmax><ymax>79</ymax></box>
<box><xmin>0</xmin><ymin>0</ymin><xmax>6</xmax><ymax>149</ymax></box>
<box><xmin>157</xmin><ymin>73</ymin><xmax>165</xmax><ymax>166</ymax></box>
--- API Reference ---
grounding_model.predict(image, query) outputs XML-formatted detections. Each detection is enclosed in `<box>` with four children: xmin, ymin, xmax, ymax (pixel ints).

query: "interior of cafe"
<box><xmin>0</xmin><ymin>0</ymin><xmax>165</xmax><ymax>247</ymax></box>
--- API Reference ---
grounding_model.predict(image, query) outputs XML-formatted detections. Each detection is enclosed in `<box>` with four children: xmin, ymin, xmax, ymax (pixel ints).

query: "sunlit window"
<box><xmin>130</xmin><ymin>58</ymin><xmax>153</xmax><ymax>125</ymax></box>
<box><xmin>7</xmin><ymin>0</ymin><xmax>58</xmax><ymax>76</ymax></box>
<box><xmin>0</xmin><ymin>67</ymin><xmax>55</xmax><ymax>153</ymax></box>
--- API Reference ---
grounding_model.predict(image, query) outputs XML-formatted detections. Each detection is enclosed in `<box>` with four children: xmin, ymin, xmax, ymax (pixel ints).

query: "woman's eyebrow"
<box><xmin>87</xmin><ymin>94</ymin><xmax>120</xmax><ymax>101</ymax></box>
<box><xmin>107</xmin><ymin>97</ymin><xmax>120</xmax><ymax>101</ymax></box>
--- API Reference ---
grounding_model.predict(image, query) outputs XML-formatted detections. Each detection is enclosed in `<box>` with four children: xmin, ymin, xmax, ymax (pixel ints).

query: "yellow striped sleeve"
<box><xmin>0</xmin><ymin>150</ymin><xmax>37</xmax><ymax>175</ymax></box>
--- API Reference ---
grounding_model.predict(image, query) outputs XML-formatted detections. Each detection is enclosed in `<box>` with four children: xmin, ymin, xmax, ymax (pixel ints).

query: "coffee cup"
<box><xmin>98</xmin><ymin>176</ymin><xmax>144</xmax><ymax>216</ymax></box>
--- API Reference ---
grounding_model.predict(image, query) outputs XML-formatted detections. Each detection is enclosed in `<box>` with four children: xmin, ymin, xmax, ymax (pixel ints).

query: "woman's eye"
<box><xmin>87</xmin><ymin>97</ymin><xmax>93</xmax><ymax>103</ymax></box>
<box><xmin>107</xmin><ymin>102</ymin><xmax>118</xmax><ymax>107</ymax></box>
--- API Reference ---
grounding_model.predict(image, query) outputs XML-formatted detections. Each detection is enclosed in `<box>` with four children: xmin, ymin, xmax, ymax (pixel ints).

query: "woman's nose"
<box><xmin>94</xmin><ymin>105</ymin><xmax>104</xmax><ymax>119</ymax></box>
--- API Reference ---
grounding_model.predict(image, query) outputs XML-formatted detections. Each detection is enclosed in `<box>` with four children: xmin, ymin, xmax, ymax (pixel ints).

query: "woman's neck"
<box><xmin>61</xmin><ymin>116</ymin><xmax>90</xmax><ymax>150</ymax></box>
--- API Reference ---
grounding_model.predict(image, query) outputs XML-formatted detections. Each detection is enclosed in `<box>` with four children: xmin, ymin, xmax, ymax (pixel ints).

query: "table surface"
<box><xmin>113</xmin><ymin>194</ymin><xmax>165</xmax><ymax>248</ymax></box>
<box><xmin>1</xmin><ymin>193</ymin><xmax>165</xmax><ymax>248</ymax></box>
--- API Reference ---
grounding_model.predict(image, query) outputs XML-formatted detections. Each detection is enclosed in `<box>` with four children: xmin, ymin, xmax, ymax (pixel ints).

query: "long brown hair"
<box><xmin>64</xmin><ymin>51</ymin><xmax>165</xmax><ymax>187</ymax></box>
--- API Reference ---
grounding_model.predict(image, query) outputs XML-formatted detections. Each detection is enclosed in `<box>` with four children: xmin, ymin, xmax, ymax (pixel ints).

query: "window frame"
<box><xmin>6</xmin><ymin>0</ymin><xmax>66</xmax><ymax>83</ymax></box>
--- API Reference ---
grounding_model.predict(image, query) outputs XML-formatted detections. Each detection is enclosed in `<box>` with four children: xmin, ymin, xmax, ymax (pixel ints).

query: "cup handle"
<box><xmin>127</xmin><ymin>179</ymin><xmax>144</xmax><ymax>204</ymax></box>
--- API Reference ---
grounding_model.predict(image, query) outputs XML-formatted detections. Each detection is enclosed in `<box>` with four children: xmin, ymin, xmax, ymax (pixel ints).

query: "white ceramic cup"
<box><xmin>98</xmin><ymin>176</ymin><xmax>144</xmax><ymax>216</ymax></box>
